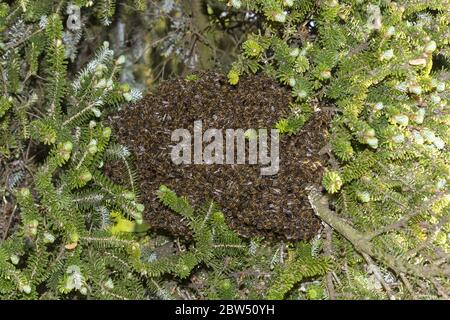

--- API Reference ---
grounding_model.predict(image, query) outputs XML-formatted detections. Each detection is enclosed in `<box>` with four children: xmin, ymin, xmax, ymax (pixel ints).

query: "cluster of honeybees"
<box><xmin>107</xmin><ymin>72</ymin><xmax>330</xmax><ymax>241</ymax></box>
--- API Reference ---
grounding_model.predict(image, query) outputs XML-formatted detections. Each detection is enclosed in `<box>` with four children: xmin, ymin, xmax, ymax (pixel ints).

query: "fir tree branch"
<box><xmin>307</xmin><ymin>186</ymin><xmax>450</xmax><ymax>280</ymax></box>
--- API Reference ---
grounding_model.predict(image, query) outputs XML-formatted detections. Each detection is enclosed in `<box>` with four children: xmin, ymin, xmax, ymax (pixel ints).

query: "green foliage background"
<box><xmin>0</xmin><ymin>0</ymin><xmax>449</xmax><ymax>299</ymax></box>
<box><xmin>226</xmin><ymin>0</ymin><xmax>449</xmax><ymax>299</ymax></box>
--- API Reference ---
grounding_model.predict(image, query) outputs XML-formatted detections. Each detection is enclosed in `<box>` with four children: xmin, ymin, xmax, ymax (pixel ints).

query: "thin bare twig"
<box><xmin>324</xmin><ymin>225</ymin><xmax>336</xmax><ymax>299</ymax></box>
<box><xmin>2</xmin><ymin>204</ymin><xmax>17</xmax><ymax>241</ymax></box>
<box><xmin>307</xmin><ymin>186</ymin><xmax>449</xmax><ymax>280</ymax></box>
<box><xmin>362</xmin><ymin>252</ymin><xmax>395</xmax><ymax>300</ymax></box>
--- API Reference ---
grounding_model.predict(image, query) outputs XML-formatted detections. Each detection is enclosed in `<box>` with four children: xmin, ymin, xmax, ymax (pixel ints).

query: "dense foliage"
<box><xmin>0</xmin><ymin>0</ymin><xmax>448</xmax><ymax>300</ymax></box>
<box><xmin>226</xmin><ymin>0</ymin><xmax>449</xmax><ymax>299</ymax></box>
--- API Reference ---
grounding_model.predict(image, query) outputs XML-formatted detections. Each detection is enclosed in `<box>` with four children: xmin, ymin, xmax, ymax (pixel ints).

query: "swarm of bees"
<box><xmin>106</xmin><ymin>72</ymin><xmax>331</xmax><ymax>241</ymax></box>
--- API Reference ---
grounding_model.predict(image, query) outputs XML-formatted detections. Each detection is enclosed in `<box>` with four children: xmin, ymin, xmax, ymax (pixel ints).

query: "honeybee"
<box><xmin>290</xmin><ymin>20</ymin><xmax>317</xmax><ymax>46</ymax></box>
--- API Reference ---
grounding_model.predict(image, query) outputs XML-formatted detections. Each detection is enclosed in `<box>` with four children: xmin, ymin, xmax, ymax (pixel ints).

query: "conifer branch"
<box><xmin>308</xmin><ymin>187</ymin><xmax>450</xmax><ymax>280</ymax></box>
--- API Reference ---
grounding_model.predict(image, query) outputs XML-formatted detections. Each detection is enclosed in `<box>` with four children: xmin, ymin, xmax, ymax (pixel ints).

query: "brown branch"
<box><xmin>362</xmin><ymin>252</ymin><xmax>395</xmax><ymax>300</ymax></box>
<box><xmin>2</xmin><ymin>204</ymin><xmax>17</xmax><ymax>241</ymax></box>
<box><xmin>430</xmin><ymin>278</ymin><xmax>450</xmax><ymax>299</ymax></box>
<box><xmin>404</xmin><ymin>213</ymin><xmax>450</xmax><ymax>260</ymax></box>
<box><xmin>364</xmin><ymin>192</ymin><xmax>442</xmax><ymax>241</ymax></box>
<box><xmin>323</xmin><ymin>225</ymin><xmax>336</xmax><ymax>299</ymax></box>
<box><xmin>307</xmin><ymin>186</ymin><xmax>450</xmax><ymax>281</ymax></box>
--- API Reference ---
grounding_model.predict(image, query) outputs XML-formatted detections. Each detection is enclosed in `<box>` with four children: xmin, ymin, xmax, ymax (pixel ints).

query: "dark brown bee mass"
<box><xmin>107</xmin><ymin>72</ymin><xmax>330</xmax><ymax>240</ymax></box>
